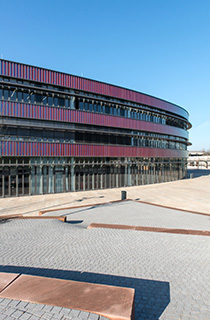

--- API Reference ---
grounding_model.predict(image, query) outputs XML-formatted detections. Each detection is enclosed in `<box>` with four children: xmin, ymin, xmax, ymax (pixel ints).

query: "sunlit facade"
<box><xmin>0</xmin><ymin>60</ymin><xmax>191</xmax><ymax>197</ymax></box>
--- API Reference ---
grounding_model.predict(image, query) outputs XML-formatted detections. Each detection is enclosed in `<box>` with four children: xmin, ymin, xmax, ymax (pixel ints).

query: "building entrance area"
<box><xmin>0</xmin><ymin>157</ymin><xmax>187</xmax><ymax>197</ymax></box>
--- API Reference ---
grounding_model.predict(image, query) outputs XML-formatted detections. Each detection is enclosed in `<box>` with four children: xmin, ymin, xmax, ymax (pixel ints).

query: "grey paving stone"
<box><xmin>10</xmin><ymin>310</ymin><xmax>24</xmax><ymax>318</ymax></box>
<box><xmin>77</xmin><ymin>311</ymin><xmax>89</xmax><ymax>319</ymax></box>
<box><xmin>2</xmin><ymin>309</ymin><xmax>16</xmax><ymax>317</ymax></box>
<box><xmin>16</xmin><ymin>302</ymin><xmax>29</xmax><ymax>310</ymax></box>
<box><xmin>31</xmin><ymin>310</ymin><xmax>45</xmax><ymax>317</ymax></box>
<box><xmin>0</xmin><ymin>300</ymin><xmax>12</xmax><ymax>307</ymax></box>
<box><xmin>19</xmin><ymin>312</ymin><xmax>33</xmax><ymax>320</ymax></box>
<box><xmin>28</xmin><ymin>316</ymin><xmax>40</xmax><ymax>320</ymax></box>
<box><xmin>69</xmin><ymin>310</ymin><xmax>80</xmax><ymax>318</ymax></box>
<box><xmin>24</xmin><ymin>304</ymin><xmax>36</xmax><ymax>311</ymax></box>
<box><xmin>48</xmin><ymin>314</ymin><xmax>62</xmax><ymax>320</ymax></box>
<box><xmin>41</xmin><ymin>312</ymin><xmax>53</xmax><ymax>320</ymax></box>
<box><xmin>8</xmin><ymin>301</ymin><xmax>20</xmax><ymax>308</ymax></box>
<box><xmin>0</xmin><ymin>201</ymin><xmax>209</xmax><ymax>319</ymax></box>
<box><xmin>59</xmin><ymin>308</ymin><xmax>71</xmax><ymax>316</ymax></box>
<box><xmin>41</xmin><ymin>306</ymin><xmax>53</xmax><ymax>313</ymax></box>
<box><xmin>50</xmin><ymin>307</ymin><xmax>62</xmax><ymax>314</ymax></box>
<box><xmin>87</xmin><ymin>314</ymin><xmax>99</xmax><ymax>320</ymax></box>
<box><xmin>33</xmin><ymin>305</ymin><xmax>45</xmax><ymax>311</ymax></box>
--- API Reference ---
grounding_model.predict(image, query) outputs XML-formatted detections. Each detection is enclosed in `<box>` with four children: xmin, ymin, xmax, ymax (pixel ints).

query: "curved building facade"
<box><xmin>0</xmin><ymin>60</ymin><xmax>191</xmax><ymax>197</ymax></box>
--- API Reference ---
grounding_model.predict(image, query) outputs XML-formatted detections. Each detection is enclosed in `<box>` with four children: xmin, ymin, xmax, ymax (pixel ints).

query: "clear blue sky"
<box><xmin>1</xmin><ymin>0</ymin><xmax>210</xmax><ymax>151</ymax></box>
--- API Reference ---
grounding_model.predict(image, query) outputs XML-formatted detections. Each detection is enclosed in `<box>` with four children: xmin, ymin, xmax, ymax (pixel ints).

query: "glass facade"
<box><xmin>0</xmin><ymin>157</ymin><xmax>187</xmax><ymax>197</ymax></box>
<box><xmin>0</xmin><ymin>78</ymin><xmax>188</xmax><ymax>130</ymax></box>
<box><xmin>0</xmin><ymin>60</ymin><xmax>191</xmax><ymax>198</ymax></box>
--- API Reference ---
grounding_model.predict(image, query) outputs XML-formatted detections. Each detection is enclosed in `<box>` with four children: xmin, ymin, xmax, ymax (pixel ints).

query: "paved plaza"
<box><xmin>0</xmin><ymin>201</ymin><xmax>210</xmax><ymax>319</ymax></box>
<box><xmin>45</xmin><ymin>200</ymin><xmax>210</xmax><ymax>230</ymax></box>
<box><xmin>0</xmin><ymin>298</ymin><xmax>108</xmax><ymax>320</ymax></box>
<box><xmin>1</xmin><ymin>170</ymin><xmax>210</xmax><ymax>217</ymax></box>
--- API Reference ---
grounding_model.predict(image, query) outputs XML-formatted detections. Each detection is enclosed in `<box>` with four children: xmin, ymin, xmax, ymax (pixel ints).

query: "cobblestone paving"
<box><xmin>0</xmin><ymin>202</ymin><xmax>210</xmax><ymax>319</ymax></box>
<box><xmin>0</xmin><ymin>298</ymin><xmax>108</xmax><ymax>320</ymax></box>
<box><xmin>45</xmin><ymin>200</ymin><xmax>210</xmax><ymax>231</ymax></box>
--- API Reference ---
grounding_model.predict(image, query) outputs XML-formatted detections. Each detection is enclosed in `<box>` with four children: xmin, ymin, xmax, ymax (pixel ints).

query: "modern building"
<box><xmin>0</xmin><ymin>59</ymin><xmax>191</xmax><ymax>197</ymax></box>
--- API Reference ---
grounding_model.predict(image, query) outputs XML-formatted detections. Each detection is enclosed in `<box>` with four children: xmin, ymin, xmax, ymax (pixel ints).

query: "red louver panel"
<box><xmin>0</xmin><ymin>59</ymin><xmax>189</xmax><ymax>120</ymax></box>
<box><xmin>0</xmin><ymin>101</ymin><xmax>188</xmax><ymax>139</ymax></box>
<box><xmin>0</xmin><ymin>141</ymin><xmax>187</xmax><ymax>158</ymax></box>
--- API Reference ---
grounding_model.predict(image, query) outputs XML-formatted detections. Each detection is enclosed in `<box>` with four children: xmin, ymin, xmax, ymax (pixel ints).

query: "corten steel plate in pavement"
<box><xmin>0</xmin><ymin>274</ymin><xmax>135</xmax><ymax>320</ymax></box>
<box><xmin>88</xmin><ymin>223</ymin><xmax>210</xmax><ymax>236</ymax></box>
<box><xmin>0</xmin><ymin>273</ymin><xmax>20</xmax><ymax>293</ymax></box>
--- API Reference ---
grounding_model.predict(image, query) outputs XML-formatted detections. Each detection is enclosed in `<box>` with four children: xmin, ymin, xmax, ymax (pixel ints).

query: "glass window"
<box><xmin>36</xmin><ymin>94</ymin><xmax>42</xmax><ymax>104</ymax></box>
<box><xmin>55</xmin><ymin>166</ymin><xmax>64</xmax><ymax>193</ymax></box>
<box><xmin>105</xmin><ymin>105</ymin><xmax>110</xmax><ymax>114</ymax></box>
<box><xmin>110</xmin><ymin>106</ymin><xmax>114</xmax><ymax>114</ymax></box>
<box><xmin>65</xmin><ymin>99</ymin><xmax>69</xmax><ymax>108</ymax></box>
<box><xmin>10</xmin><ymin>89</ymin><xmax>17</xmax><ymax>101</ymax></box>
<box><xmin>30</xmin><ymin>93</ymin><xmax>35</xmax><ymax>104</ymax></box>
<box><xmin>89</xmin><ymin>102</ymin><xmax>93</xmax><ymax>112</ymax></box>
<box><xmin>23</xmin><ymin>92</ymin><xmax>29</xmax><ymax>102</ymax></box>
<box><xmin>0</xmin><ymin>89</ymin><xmax>3</xmax><ymax>99</ymax></box>
<box><xmin>58</xmin><ymin>97</ymin><xmax>65</xmax><ymax>107</ymax></box>
<box><xmin>3</xmin><ymin>89</ymin><xmax>9</xmax><ymax>99</ymax></box>
<box><xmin>48</xmin><ymin>96</ymin><xmax>53</xmax><ymax>106</ymax></box>
<box><xmin>54</xmin><ymin>97</ymin><xmax>58</xmax><ymax>106</ymax></box>
<box><xmin>18</xmin><ymin>91</ymin><xmax>22</xmax><ymax>101</ymax></box>
<box><xmin>79</xmin><ymin>100</ymin><xmax>84</xmax><ymax>111</ymax></box>
<box><xmin>98</xmin><ymin>104</ymin><xmax>101</xmax><ymax>113</ymax></box>
<box><xmin>42</xmin><ymin>96</ymin><xmax>47</xmax><ymax>105</ymax></box>
<box><xmin>85</xmin><ymin>101</ymin><xmax>89</xmax><ymax>111</ymax></box>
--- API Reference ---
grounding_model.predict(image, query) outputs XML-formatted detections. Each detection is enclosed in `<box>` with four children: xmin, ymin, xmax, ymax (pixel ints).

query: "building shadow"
<box><xmin>0</xmin><ymin>265</ymin><xmax>170</xmax><ymax>319</ymax></box>
<box><xmin>187</xmin><ymin>169</ymin><xmax>210</xmax><ymax>178</ymax></box>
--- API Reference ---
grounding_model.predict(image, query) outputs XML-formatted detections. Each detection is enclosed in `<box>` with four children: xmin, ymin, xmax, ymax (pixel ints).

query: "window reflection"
<box><xmin>0</xmin><ymin>84</ymin><xmax>186</xmax><ymax>129</ymax></box>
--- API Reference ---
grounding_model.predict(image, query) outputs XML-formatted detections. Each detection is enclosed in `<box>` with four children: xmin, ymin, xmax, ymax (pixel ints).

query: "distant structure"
<box><xmin>188</xmin><ymin>151</ymin><xmax>210</xmax><ymax>169</ymax></box>
<box><xmin>0</xmin><ymin>59</ymin><xmax>191</xmax><ymax>197</ymax></box>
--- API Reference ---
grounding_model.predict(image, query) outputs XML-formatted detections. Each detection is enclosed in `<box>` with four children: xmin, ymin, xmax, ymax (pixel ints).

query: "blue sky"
<box><xmin>0</xmin><ymin>0</ymin><xmax>210</xmax><ymax>151</ymax></box>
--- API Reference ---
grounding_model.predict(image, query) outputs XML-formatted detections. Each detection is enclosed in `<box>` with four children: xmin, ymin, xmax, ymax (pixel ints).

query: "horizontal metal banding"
<box><xmin>0</xmin><ymin>141</ymin><xmax>188</xmax><ymax>157</ymax></box>
<box><xmin>0</xmin><ymin>60</ymin><xmax>189</xmax><ymax>120</ymax></box>
<box><xmin>0</xmin><ymin>101</ymin><xmax>188</xmax><ymax>139</ymax></box>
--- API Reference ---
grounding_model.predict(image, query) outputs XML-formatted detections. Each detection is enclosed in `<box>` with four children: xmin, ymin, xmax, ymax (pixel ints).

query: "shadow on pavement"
<box><xmin>0</xmin><ymin>265</ymin><xmax>170</xmax><ymax>319</ymax></box>
<box><xmin>52</xmin><ymin>201</ymin><xmax>131</xmax><ymax>217</ymax></box>
<box><xmin>187</xmin><ymin>169</ymin><xmax>210</xmax><ymax>178</ymax></box>
<box><xmin>66</xmin><ymin>220</ymin><xmax>84</xmax><ymax>224</ymax></box>
<box><xmin>0</xmin><ymin>220</ymin><xmax>10</xmax><ymax>225</ymax></box>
